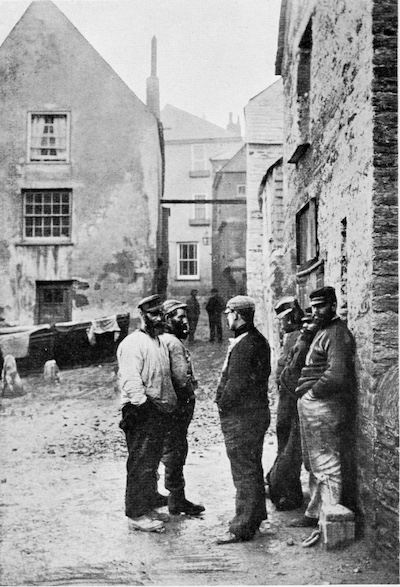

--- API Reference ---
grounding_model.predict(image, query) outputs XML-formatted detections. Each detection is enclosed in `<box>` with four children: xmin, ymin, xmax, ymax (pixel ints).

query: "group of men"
<box><xmin>117</xmin><ymin>285</ymin><xmax>356</xmax><ymax>545</ymax></box>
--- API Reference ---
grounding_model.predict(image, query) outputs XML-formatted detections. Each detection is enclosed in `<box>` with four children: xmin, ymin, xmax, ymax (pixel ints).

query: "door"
<box><xmin>36</xmin><ymin>281</ymin><xmax>72</xmax><ymax>324</ymax></box>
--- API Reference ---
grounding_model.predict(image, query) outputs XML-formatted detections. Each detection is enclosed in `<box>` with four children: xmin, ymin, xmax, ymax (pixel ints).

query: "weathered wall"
<box><xmin>0</xmin><ymin>1</ymin><xmax>162</xmax><ymax>324</ymax></box>
<box><xmin>280</xmin><ymin>0</ymin><xmax>398</xmax><ymax>563</ymax></box>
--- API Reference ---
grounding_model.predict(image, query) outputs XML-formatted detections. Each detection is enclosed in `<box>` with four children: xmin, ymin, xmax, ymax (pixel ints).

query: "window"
<box><xmin>296</xmin><ymin>198</ymin><xmax>317</xmax><ymax>266</ymax></box>
<box><xmin>237</xmin><ymin>184</ymin><xmax>246</xmax><ymax>196</ymax></box>
<box><xmin>23</xmin><ymin>190</ymin><xmax>72</xmax><ymax>239</ymax></box>
<box><xmin>297</xmin><ymin>20</ymin><xmax>312</xmax><ymax>139</ymax></box>
<box><xmin>191</xmin><ymin>144</ymin><xmax>207</xmax><ymax>171</ymax></box>
<box><xmin>194</xmin><ymin>195</ymin><xmax>207</xmax><ymax>220</ymax></box>
<box><xmin>29</xmin><ymin>113</ymin><xmax>69</xmax><ymax>162</ymax></box>
<box><xmin>177</xmin><ymin>243</ymin><xmax>199</xmax><ymax>279</ymax></box>
<box><xmin>36</xmin><ymin>281</ymin><xmax>72</xmax><ymax>324</ymax></box>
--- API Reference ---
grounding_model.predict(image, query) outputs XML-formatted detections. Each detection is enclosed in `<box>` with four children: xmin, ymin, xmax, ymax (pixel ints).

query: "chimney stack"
<box><xmin>146</xmin><ymin>36</ymin><xmax>160</xmax><ymax>118</ymax></box>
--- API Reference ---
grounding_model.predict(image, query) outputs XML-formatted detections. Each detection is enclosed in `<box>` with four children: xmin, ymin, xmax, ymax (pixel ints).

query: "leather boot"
<box><xmin>168</xmin><ymin>490</ymin><xmax>205</xmax><ymax>516</ymax></box>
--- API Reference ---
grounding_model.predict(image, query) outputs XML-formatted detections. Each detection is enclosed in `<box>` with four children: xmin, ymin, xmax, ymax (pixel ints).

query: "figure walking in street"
<box><xmin>266</xmin><ymin>296</ymin><xmax>316</xmax><ymax>511</ymax></box>
<box><xmin>117</xmin><ymin>295</ymin><xmax>177</xmax><ymax>532</ymax></box>
<box><xmin>289</xmin><ymin>286</ymin><xmax>356</xmax><ymax>530</ymax></box>
<box><xmin>206</xmin><ymin>288</ymin><xmax>225</xmax><ymax>343</ymax></box>
<box><xmin>160</xmin><ymin>299</ymin><xmax>205</xmax><ymax>516</ymax></box>
<box><xmin>215</xmin><ymin>295</ymin><xmax>271</xmax><ymax>544</ymax></box>
<box><xmin>185</xmin><ymin>289</ymin><xmax>200</xmax><ymax>343</ymax></box>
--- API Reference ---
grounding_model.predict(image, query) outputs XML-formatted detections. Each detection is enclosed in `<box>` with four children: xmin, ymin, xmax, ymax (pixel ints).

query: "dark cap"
<box><xmin>138</xmin><ymin>294</ymin><xmax>163</xmax><ymax>313</ymax></box>
<box><xmin>190</xmin><ymin>289</ymin><xmax>198</xmax><ymax>295</ymax></box>
<box><xmin>309</xmin><ymin>286</ymin><xmax>337</xmax><ymax>306</ymax></box>
<box><xmin>162</xmin><ymin>299</ymin><xmax>187</xmax><ymax>316</ymax></box>
<box><xmin>274</xmin><ymin>295</ymin><xmax>298</xmax><ymax>319</ymax></box>
<box><xmin>224</xmin><ymin>295</ymin><xmax>255</xmax><ymax>313</ymax></box>
<box><xmin>211</xmin><ymin>288</ymin><xmax>218</xmax><ymax>293</ymax></box>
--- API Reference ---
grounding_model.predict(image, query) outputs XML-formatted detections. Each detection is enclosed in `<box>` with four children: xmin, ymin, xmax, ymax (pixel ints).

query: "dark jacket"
<box><xmin>186</xmin><ymin>295</ymin><xmax>200</xmax><ymax>320</ymax></box>
<box><xmin>295</xmin><ymin>317</ymin><xmax>355</xmax><ymax>401</ymax></box>
<box><xmin>216</xmin><ymin>324</ymin><xmax>270</xmax><ymax>413</ymax></box>
<box><xmin>206</xmin><ymin>294</ymin><xmax>225</xmax><ymax>317</ymax></box>
<box><xmin>280</xmin><ymin>328</ymin><xmax>315</xmax><ymax>396</ymax></box>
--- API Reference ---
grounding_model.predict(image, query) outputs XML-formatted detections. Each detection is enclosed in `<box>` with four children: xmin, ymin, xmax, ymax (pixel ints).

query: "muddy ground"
<box><xmin>0</xmin><ymin>316</ymin><xmax>398</xmax><ymax>586</ymax></box>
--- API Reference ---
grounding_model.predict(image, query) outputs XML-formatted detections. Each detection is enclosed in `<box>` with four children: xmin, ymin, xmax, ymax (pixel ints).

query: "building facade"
<box><xmin>0</xmin><ymin>1</ymin><xmax>163</xmax><ymax>326</ymax></box>
<box><xmin>161</xmin><ymin>104</ymin><xmax>242</xmax><ymax>299</ymax></box>
<box><xmin>276</xmin><ymin>0</ymin><xmax>398</xmax><ymax>563</ymax></box>
<box><xmin>244</xmin><ymin>79</ymin><xmax>284</xmax><ymax>337</ymax></box>
<box><xmin>212</xmin><ymin>145</ymin><xmax>247</xmax><ymax>300</ymax></box>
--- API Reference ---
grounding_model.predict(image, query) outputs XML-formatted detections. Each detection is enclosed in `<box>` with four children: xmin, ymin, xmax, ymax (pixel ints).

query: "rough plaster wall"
<box><xmin>246</xmin><ymin>143</ymin><xmax>282</xmax><ymax>335</ymax></box>
<box><xmin>0</xmin><ymin>3</ymin><xmax>162</xmax><ymax>324</ymax></box>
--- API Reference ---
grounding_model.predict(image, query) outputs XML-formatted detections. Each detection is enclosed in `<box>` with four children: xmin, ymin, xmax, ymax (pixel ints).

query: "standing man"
<box><xmin>117</xmin><ymin>295</ymin><xmax>177</xmax><ymax>532</ymax></box>
<box><xmin>161</xmin><ymin>299</ymin><xmax>205</xmax><ymax>516</ymax></box>
<box><xmin>290</xmin><ymin>286</ymin><xmax>356</xmax><ymax>528</ymax></box>
<box><xmin>215</xmin><ymin>295</ymin><xmax>271</xmax><ymax>544</ymax></box>
<box><xmin>266</xmin><ymin>296</ymin><xmax>308</xmax><ymax>511</ymax></box>
<box><xmin>206</xmin><ymin>288</ymin><xmax>225</xmax><ymax>343</ymax></box>
<box><xmin>185</xmin><ymin>289</ymin><xmax>200</xmax><ymax>343</ymax></box>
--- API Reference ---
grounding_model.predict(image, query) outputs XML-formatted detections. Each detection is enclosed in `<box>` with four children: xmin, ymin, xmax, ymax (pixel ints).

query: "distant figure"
<box><xmin>205</xmin><ymin>288</ymin><xmax>225</xmax><ymax>343</ymax></box>
<box><xmin>185</xmin><ymin>289</ymin><xmax>200</xmax><ymax>343</ymax></box>
<box><xmin>1</xmin><ymin>355</ymin><xmax>24</xmax><ymax>397</ymax></box>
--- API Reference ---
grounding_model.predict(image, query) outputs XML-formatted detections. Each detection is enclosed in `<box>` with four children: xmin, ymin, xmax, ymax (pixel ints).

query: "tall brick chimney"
<box><xmin>146</xmin><ymin>36</ymin><xmax>160</xmax><ymax>118</ymax></box>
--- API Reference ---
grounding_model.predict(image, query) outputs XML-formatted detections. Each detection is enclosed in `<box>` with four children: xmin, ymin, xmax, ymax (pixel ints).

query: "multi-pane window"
<box><xmin>191</xmin><ymin>144</ymin><xmax>207</xmax><ymax>171</ymax></box>
<box><xmin>194</xmin><ymin>195</ymin><xmax>207</xmax><ymax>220</ymax></box>
<box><xmin>23</xmin><ymin>190</ymin><xmax>72</xmax><ymax>239</ymax></box>
<box><xmin>296</xmin><ymin>198</ymin><xmax>317</xmax><ymax>266</ymax></box>
<box><xmin>29</xmin><ymin>113</ymin><xmax>69</xmax><ymax>161</ymax></box>
<box><xmin>237</xmin><ymin>184</ymin><xmax>246</xmax><ymax>196</ymax></box>
<box><xmin>177</xmin><ymin>243</ymin><xmax>199</xmax><ymax>279</ymax></box>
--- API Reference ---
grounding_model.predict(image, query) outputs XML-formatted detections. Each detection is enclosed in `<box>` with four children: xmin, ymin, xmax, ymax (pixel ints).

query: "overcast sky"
<box><xmin>0</xmin><ymin>0</ymin><xmax>282</xmax><ymax>129</ymax></box>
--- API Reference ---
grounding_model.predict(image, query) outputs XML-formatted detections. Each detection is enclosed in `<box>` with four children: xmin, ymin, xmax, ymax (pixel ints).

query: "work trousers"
<box><xmin>188</xmin><ymin>318</ymin><xmax>199</xmax><ymax>342</ymax></box>
<box><xmin>162</xmin><ymin>398</ymin><xmax>195</xmax><ymax>493</ymax></box>
<box><xmin>208</xmin><ymin>315</ymin><xmax>222</xmax><ymax>342</ymax></box>
<box><xmin>123</xmin><ymin>403</ymin><xmax>171</xmax><ymax>519</ymax></box>
<box><xmin>266</xmin><ymin>386</ymin><xmax>303</xmax><ymax>509</ymax></box>
<box><xmin>220</xmin><ymin>406</ymin><xmax>270</xmax><ymax>540</ymax></box>
<box><xmin>298</xmin><ymin>394</ymin><xmax>344</xmax><ymax>519</ymax></box>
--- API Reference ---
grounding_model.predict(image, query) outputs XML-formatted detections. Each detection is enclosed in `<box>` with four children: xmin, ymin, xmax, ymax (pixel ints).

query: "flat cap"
<box><xmin>309</xmin><ymin>286</ymin><xmax>337</xmax><ymax>306</ymax></box>
<box><xmin>211</xmin><ymin>288</ymin><xmax>219</xmax><ymax>293</ymax></box>
<box><xmin>274</xmin><ymin>295</ymin><xmax>298</xmax><ymax>319</ymax></box>
<box><xmin>224</xmin><ymin>295</ymin><xmax>255</xmax><ymax>313</ymax></box>
<box><xmin>138</xmin><ymin>294</ymin><xmax>162</xmax><ymax>313</ymax></box>
<box><xmin>162</xmin><ymin>299</ymin><xmax>187</xmax><ymax>316</ymax></box>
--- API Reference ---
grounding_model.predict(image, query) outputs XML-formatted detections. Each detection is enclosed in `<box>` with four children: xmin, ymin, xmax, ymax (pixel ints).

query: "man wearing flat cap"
<box><xmin>215</xmin><ymin>295</ymin><xmax>271</xmax><ymax>544</ymax></box>
<box><xmin>266</xmin><ymin>295</ymin><xmax>315</xmax><ymax>512</ymax></box>
<box><xmin>117</xmin><ymin>294</ymin><xmax>177</xmax><ymax>532</ymax></box>
<box><xmin>160</xmin><ymin>299</ymin><xmax>205</xmax><ymax>516</ymax></box>
<box><xmin>289</xmin><ymin>286</ymin><xmax>356</xmax><ymax>530</ymax></box>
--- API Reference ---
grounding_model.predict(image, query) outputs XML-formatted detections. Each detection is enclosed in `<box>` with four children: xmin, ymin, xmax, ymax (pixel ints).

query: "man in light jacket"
<box><xmin>117</xmin><ymin>295</ymin><xmax>177</xmax><ymax>532</ymax></box>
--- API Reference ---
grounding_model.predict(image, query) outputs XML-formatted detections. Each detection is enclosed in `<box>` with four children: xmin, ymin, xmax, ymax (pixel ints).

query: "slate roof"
<box><xmin>161</xmin><ymin>104</ymin><xmax>240</xmax><ymax>142</ymax></box>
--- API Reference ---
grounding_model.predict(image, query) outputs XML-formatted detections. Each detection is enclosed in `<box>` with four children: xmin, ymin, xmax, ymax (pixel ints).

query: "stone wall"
<box><xmin>278</xmin><ymin>0</ymin><xmax>398</xmax><ymax>563</ymax></box>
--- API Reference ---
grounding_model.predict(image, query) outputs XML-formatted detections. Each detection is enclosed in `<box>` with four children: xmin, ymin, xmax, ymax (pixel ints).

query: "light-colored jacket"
<box><xmin>117</xmin><ymin>329</ymin><xmax>177</xmax><ymax>412</ymax></box>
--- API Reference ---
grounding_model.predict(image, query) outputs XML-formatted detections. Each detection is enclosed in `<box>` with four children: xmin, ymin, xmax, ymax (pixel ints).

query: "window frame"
<box><xmin>191</xmin><ymin>144</ymin><xmax>207</xmax><ymax>171</ymax></box>
<box><xmin>22</xmin><ymin>189</ymin><xmax>72</xmax><ymax>242</ymax></box>
<box><xmin>296</xmin><ymin>198</ymin><xmax>318</xmax><ymax>268</ymax></box>
<box><xmin>177</xmin><ymin>242</ymin><xmax>199</xmax><ymax>280</ymax></box>
<box><xmin>27</xmin><ymin>111</ymin><xmax>70</xmax><ymax>163</ymax></box>
<box><xmin>193</xmin><ymin>194</ymin><xmax>207</xmax><ymax>221</ymax></box>
<box><xmin>237</xmin><ymin>184</ymin><xmax>246</xmax><ymax>196</ymax></box>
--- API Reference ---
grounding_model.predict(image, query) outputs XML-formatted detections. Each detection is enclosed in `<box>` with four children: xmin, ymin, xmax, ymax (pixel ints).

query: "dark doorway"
<box><xmin>36</xmin><ymin>281</ymin><xmax>72</xmax><ymax>324</ymax></box>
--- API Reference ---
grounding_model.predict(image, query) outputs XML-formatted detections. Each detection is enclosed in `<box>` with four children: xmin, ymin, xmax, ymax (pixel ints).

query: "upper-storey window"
<box><xmin>23</xmin><ymin>189</ymin><xmax>72</xmax><ymax>240</ymax></box>
<box><xmin>237</xmin><ymin>184</ymin><xmax>246</xmax><ymax>196</ymax></box>
<box><xmin>191</xmin><ymin>144</ymin><xmax>207</xmax><ymax>171</ymax></box>
<box><xmin>194</xmin><ymin>194</ymin><xmax>207</xmax><ymax>220</ymax></box>
<box><xmin>29</xmin><ymin>113</ymin><xmax>69</xmax><ymax>162</ymax></box>
<box><xmin>297</xmin><ymin>20</ymin><xmax>312</xmax><ymax>140</ymax></box>
<box><xmin>296</xmin><ymin>198</ymin><xmax>317</xmax><ymax>267</ymax></box>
